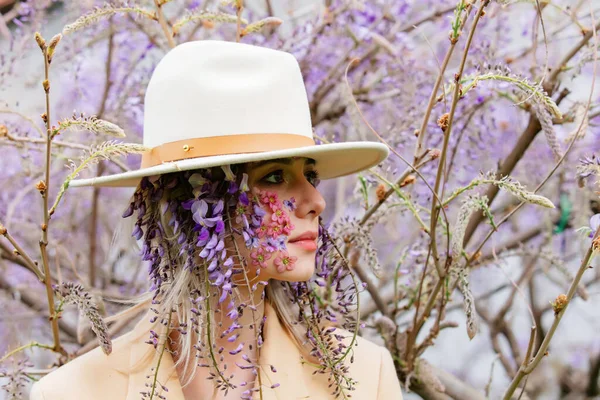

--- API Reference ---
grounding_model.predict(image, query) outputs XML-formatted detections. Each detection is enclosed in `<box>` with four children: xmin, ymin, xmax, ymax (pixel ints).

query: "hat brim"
<box><xmin>68</xmin><ymin>142</ymin><xmax>389</xmax><ymax>188</ymax></box>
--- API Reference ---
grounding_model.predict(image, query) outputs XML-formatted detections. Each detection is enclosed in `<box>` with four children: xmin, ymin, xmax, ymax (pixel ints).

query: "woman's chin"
<box><xmin>270</xmin><ymin>263</ymin><xmax>315</xmax><ymax>282</ymax></box>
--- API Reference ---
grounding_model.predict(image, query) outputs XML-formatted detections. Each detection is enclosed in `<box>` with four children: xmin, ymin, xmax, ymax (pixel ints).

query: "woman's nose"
<box><xmin>294</xmin><ymin>179</ymin><xmax>326</xmax><ymax>219</ymax></box>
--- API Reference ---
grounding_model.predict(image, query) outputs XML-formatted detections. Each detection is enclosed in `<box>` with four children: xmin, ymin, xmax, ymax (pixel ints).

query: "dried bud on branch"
<box><xmin>437</xmin><ymin>113</ymin><xmax>449</xmax><ymax>132</ymax></box>
<box><xmin>36</xmin><ymin>180</ymin><xmax>47</xmax><ymax>193</ymax></box>
<box><xmin>593</xmin><ymin>236</ymin><xmax>600</xmax><ymax>253</ymax></box>
<box><xmin>551</xmin><ymin>294</ymin><xmax>568</xmax><ymax>315</ymax></box>
<box><xmin>34</xmin><ymin>32</ymin><xmax>46</xmax><ymax>50</ymax></box>
<box><xmin>429</xmin><ymin>149</ymin><xmax>441</xmax><ymax>159</ymax></box>
<box><xmin>375</xmin><ymin>183</ymin><xmax>387</xmax><ymax>202</ymax></box>
<box><xmin>46</xmin><ymin>33</ymin><xmax>62</xmax><ymax>64</ymax></box>
<box><xmin>400</xmin><ymin>175</ymin><xmax>416</xmax><ymax>188</ymax></box>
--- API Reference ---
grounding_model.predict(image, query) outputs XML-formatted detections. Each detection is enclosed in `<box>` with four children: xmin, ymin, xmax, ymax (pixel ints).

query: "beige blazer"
<box><xmin>30</xmin><ymin>301</ymin><xmax>403</xmax><ymax>399</ymax></box>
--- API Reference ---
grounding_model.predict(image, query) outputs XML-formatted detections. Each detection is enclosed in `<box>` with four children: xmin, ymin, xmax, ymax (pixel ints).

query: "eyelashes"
<box><xmin>305</xmin><ymin>170</ymin><xmax>320</xmax><ymax>187</ymax></box>
<box><xmin>260</xmin><ymin>169</ymin><xmax>320</xmax><ymax>187</ymax></box>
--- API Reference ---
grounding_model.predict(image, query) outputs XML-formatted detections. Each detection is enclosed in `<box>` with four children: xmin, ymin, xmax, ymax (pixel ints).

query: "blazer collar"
<box><xmin>125</xmin><ymin>301</ymin><xmax>312</xmax><ymax>400</ymax></box>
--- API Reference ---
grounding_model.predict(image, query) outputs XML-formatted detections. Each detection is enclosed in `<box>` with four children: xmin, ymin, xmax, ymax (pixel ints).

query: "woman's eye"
<box><xmin>262</xmin><ymin>170</ymin><xmax>284</xmax><ymax>184</ymax></box>
<box><xmin>305</xmin><ymin>170</ymin><xmax>320</xmax><ymax>187</ymax></box>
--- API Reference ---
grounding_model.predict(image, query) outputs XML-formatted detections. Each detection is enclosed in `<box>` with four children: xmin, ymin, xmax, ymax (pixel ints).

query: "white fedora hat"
<box><xmin>69</xmin><ymin>40</ymin><xmax>389</xmax><ymax>188</ymax></box>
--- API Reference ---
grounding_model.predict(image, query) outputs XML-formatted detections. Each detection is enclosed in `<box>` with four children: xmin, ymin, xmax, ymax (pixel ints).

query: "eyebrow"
<box><xmin>248</xmin><ymin>157</ymin><xmax>316</xmax><ymax>169</ymax></box>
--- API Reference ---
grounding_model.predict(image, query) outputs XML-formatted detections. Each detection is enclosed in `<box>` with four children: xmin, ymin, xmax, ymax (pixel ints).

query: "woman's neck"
<box><xmin>169</xmin><ymin>283</ymin><xmax>268</xmax><ymax>399</ymax></box>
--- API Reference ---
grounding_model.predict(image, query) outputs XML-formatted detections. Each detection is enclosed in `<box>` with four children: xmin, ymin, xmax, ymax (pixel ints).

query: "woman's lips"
<box><xmin>289</xmin><ymin>239</ymin><xmax>317</xmax><ymax>251</ymax></box>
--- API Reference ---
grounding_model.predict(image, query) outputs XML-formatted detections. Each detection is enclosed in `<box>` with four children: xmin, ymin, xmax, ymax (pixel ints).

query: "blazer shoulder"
<box><xmin>332</xmin><ymin>327</ymin><xmax>403</xmax><ymax>399</ymax></box>
<box><xmin>332</xmin><ymin>326</ymin><xmax>385</xmax><ymax>357</ymax></box>
<box><xmin>30</xmin><ymin>331</ymin><xmax>134</xmax><ymax>400</ymax></box>
<box><xmin>329</xmin><ymin>327</ymin><xmax>384</xmax><ymax>379</ymax></box>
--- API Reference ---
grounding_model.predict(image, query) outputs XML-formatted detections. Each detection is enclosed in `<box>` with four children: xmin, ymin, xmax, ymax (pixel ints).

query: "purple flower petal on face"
<box><xmin>215</xmin><ymin>239</ymin><xmax>225</xmax><ymax>252</ymax></box>
<box><xmin>177</xmin><ymin>232</ymin><xmax>186</xmax><ymax>244</ymax></box>
<box><xmin>264</xmin><ymin>238</ymin><xmax>278</xmax><ymax>252</ymax></box>
<box><xmin>283</xmin><ymin>197</ymin><xmax>296</xmax><ymax>211</ymax></box>
<box><xmin>276</xmin><ymin>235</ymin><xmax>287</xmax><ymax>250</ymax></box>
<box><xmin>224</xmin><ymin>257</ymin><xmax>234</xmax><ymax>267</ymax></box>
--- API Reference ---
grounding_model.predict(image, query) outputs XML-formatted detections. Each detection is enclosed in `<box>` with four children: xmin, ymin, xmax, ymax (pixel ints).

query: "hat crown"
<box><xmin>143</xmin><ymin>40</ymin><xmax>313</xmax><ymax>148</ymax></box>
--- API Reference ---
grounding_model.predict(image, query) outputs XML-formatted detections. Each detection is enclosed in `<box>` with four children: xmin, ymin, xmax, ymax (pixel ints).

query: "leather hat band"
<box><xmin>140</xmin><ymin>133</ymin><xmax>316</xmax><ymax>168</ymax></box>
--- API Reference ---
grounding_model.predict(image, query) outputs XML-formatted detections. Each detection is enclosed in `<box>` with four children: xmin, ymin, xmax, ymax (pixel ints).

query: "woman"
<box><xmin>30</xmin><ymin>40</ymin><xmax>403</xmax><ymax>400</ymax></box>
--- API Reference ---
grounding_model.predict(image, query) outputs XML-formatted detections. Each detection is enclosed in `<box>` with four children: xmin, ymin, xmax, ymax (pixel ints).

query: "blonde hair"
<box><xmin>102</xmin><ymin>175</ymin><xmax>318</xmax><ymax>389</ymax></box>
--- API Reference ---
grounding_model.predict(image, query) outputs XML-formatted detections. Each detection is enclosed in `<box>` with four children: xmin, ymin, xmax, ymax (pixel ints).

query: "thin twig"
<box><xmin>154</xmin><ymin>0</ymin><xmax>176</xmax><ymax>48</ymax></box>
<box><xmin>37</xmin><ymin>34</ymin><xmax>66</xmax><ymax>357</ymax></box>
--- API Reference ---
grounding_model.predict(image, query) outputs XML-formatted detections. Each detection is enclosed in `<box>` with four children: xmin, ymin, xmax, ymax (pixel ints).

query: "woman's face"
<box><xmin>234</xmin><ymin>157</ymin><xmax>326</xmax><ymax>282</ymax></box>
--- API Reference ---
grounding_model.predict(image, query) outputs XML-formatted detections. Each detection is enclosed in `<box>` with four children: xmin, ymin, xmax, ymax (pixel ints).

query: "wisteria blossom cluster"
<box><xmin>120</xmin><ymin>166</ymin><xmax>360</xmax><ymax>398</ymax></box>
